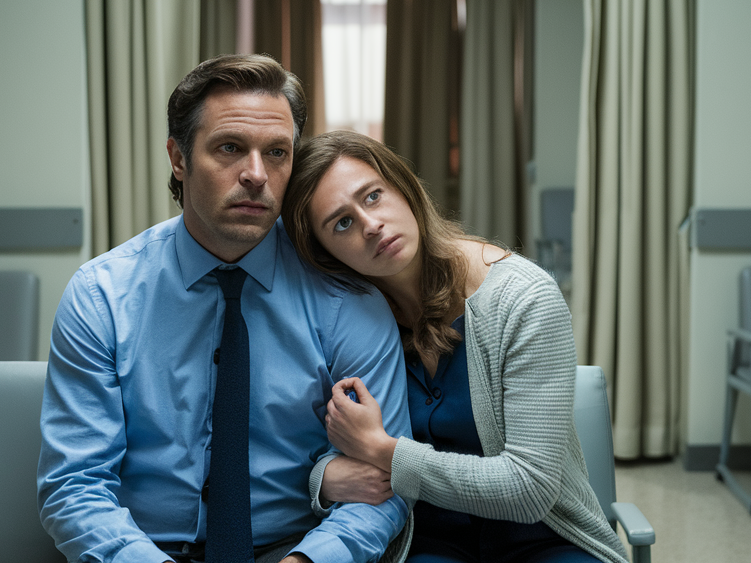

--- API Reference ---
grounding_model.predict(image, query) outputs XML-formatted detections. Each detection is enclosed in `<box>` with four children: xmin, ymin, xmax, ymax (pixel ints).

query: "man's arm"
<box><xmin>292</xmin><ymin>288</ymin><xmax>412</xmax><ymax>563</ymax></box>
<box><xmin>37</xmin><ymin>270</ymin><xmax>170</xmax><ymax>563</ymax></box>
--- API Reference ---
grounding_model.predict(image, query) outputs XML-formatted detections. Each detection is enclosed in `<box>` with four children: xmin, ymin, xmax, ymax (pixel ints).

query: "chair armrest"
<box><xmin>728</xmin><ymin>328</ymin><xmax>751</xmax><ymax>343</ymax></box>
<box><xmin>611</xmin><ymin>502</ymin><xmax>655</xmax><ymax>545</ymax></box>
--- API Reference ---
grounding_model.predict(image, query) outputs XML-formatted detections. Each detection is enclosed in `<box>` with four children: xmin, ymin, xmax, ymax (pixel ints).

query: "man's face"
<box><xmin>167</xmin><ymin>88</ymin><xmax>295</xmax><ymax>263</ymax></box>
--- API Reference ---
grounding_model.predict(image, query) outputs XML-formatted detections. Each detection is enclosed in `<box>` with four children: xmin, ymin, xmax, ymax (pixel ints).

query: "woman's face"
<box><xmin>308</xmin><ymin>156</ymin><xmax>420</xmax><ymax>280</ymax></box>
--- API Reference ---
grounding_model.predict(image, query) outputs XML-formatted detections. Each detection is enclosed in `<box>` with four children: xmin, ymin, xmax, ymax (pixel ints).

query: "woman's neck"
<box><xmin>369</xmin><ymin>266</ymin><xmax>422</xmax><ymax>328</ymax></box>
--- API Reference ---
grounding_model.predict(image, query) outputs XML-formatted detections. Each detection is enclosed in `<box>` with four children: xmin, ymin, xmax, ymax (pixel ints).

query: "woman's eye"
<box><xmin>366</xmin><ymin>191</ymin><xmax>381</xmax><ymax>203</ymax></box>
<box><xmin>334</xmin><ymin>217</ymin><xmax>353</xmax><ymax>232</ymax></box>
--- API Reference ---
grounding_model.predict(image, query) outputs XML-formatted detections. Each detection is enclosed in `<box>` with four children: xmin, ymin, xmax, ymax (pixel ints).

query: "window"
<box><xmin>321</xmin><ymin>0</ymin><xmax>387</xmax><ymax>140</ymax></box>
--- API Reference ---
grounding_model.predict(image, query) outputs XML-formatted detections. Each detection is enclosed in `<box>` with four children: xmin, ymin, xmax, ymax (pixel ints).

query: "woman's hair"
<box><xmin>283</xmin><ymin>130</ymin><xmax>480</xmax><ymax>358</ymax></box>
<box><xmin>167</xmin><ymin>53</ymin><xmax>307</xmax><ymax>207</ymax></box>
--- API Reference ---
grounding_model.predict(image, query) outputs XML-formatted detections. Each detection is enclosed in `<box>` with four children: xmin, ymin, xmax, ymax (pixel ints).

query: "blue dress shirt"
<box><xmin>38</xmin><ymin>216</ymin><xmax>411</xmax><ymax>563</ymax></box>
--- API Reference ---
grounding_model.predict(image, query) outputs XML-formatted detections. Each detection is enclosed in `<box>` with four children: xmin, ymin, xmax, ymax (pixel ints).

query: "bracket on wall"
<box><xmin>0</xmin><ymin>208</ymin><xmax>83</xmax><ymax>251</ymax></box>
<box><xmin>691</xmin><ymin>208</ymin><xmax>751</xmax><ymax>251</ymax></box>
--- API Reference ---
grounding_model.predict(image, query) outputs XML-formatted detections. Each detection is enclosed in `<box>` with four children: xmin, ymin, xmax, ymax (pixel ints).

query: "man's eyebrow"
<box><xmin>319</xmin><ymin>181</ymin><xmax>378</xmax><ymax>230</ymax></box>
<box><xmin>267</xmin><ymin>135</ymin><xmax>293</xmax><ymax>148</ymax></box>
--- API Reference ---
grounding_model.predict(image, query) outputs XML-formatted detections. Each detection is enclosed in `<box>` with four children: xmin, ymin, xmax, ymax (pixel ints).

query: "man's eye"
<box><xmin>222</xmin><ymin>144</ymin><xmax>237</xmax><ymax>153</ymax></box>
<box><xmin>334</xmin><ymin>217</ymin><xmax>353</xmax><ymax>232</ymax></box>
<box><xmin>269</xmin><ymin>148</ymin><xmax>286</xmax><ymax>158</ymax></box>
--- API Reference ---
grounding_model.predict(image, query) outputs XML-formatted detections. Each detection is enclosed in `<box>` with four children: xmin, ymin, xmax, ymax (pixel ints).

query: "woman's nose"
<box><xmin>362</xmin><ymin>213</ymin><xmax>383</xmax><ymax>237</ymax></box>
<box><xmin>239</xmin><ymin>152</ymin><xmax>268</xmax><ymax>187</ymax></box>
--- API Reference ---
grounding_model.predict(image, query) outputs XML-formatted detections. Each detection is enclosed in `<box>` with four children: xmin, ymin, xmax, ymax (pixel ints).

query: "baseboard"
<box><xmin>683</xmin><ymin>444</ymin><xmax>751</xmax><ymax>471</ymax></box>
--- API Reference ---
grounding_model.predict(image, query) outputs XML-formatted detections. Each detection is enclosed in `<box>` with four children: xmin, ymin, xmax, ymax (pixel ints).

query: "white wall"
<box><xmin>0</xmin><ymin>0</ymin><xmax>91</xmax><ymax>361</ymax></box>
<box><xmin>687</xmin><ymin>0</ymin><xmax>751</xmax><ymax>446</ymax></box>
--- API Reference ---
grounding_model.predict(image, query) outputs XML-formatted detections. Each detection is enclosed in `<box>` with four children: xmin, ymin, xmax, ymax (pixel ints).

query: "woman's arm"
<box><xmin>326</xmin><ymin>261</ymin><xmax>578</xmax><ymax>523</ymax></box>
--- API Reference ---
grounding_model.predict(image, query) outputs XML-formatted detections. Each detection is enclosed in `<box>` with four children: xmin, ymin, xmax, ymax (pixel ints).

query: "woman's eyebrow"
<box><xmin>319</xmin><ymin>181</ymin><xmax>378</xmax><ymax>229</ymax></box>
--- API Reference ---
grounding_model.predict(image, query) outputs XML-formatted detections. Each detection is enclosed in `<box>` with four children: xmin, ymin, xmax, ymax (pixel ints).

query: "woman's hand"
<box><xmin>326</xmin><ymin>377</ymin><xmax>398</xmax><ymax>472</ymax></box>
<box><xmin>320</xmin><ymin>456</ymin><xmax>393</xmax><ymax>505</ymax></box>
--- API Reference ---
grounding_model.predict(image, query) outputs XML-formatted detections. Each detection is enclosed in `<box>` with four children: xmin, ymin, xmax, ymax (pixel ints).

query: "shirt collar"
<box><xmin>176</xmin><ymin>215</ymin><xmax>278</xmax><ymax>292</ymax></box>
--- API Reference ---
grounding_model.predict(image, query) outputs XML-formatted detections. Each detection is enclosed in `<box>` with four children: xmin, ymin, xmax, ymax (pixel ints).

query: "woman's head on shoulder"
<box><xmin>282</xmin><ymin>130</ymin><xmax>463</xmax><ymax>283</ymax></box>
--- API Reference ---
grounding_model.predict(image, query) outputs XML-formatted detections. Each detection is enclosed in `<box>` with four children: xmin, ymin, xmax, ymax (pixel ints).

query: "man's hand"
<box><xmin>321</xmin><ymin>456</ymin><xmax>393</xmax><ymax>505</ymax></box>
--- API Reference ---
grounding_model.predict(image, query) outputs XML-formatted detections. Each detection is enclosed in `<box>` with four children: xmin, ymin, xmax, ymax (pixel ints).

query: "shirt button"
<box><xmin>433</xmin><ymin>388</ymin><xmax>442</xmax><ymax>399</ymax></box>
<box><xmin>425</xmin><ymin>397</ymin><xmax>433</xmax><ymax>406</ymax></box>
<box><xmin>213</xmin><ymin>348</ymin><xmax>220</xmax><ymax>364</ymax></box>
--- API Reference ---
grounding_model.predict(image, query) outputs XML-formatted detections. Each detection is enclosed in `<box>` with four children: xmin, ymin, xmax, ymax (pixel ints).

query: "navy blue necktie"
<box><xmin>206</xmin><ymin>268</ymin><xmax>254</xmax><ymax>563</ymax></box>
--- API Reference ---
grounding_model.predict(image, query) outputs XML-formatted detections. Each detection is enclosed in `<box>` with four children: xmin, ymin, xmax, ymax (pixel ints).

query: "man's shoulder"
<box><xmin>273</xmin><ymin>222</ymin><xmax>393</xmax><ymax>318</ymax></box>
<box><xmin>83</xmin><ymin>216</ymin><xmax>181</xmax><ymax>272</ymax></box>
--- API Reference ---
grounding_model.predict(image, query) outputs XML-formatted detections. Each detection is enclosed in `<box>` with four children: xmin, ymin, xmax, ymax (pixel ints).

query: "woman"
<box><xmin>282</xmin><ymin>130</ymin><xmax>627</xmax><ymax>563</ymax></box>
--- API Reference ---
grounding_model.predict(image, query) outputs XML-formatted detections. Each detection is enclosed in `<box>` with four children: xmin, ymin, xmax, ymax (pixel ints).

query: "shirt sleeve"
<box><xmin>389</xmin><ymin>268</ymin><xmax>579</xmax><ymax>523</ymax></box>
<box><xmin>37</xmin><ymin>269</ymin><xmax>169</xmax><ymax>563</ymax></box>
<box><xmin>293</xmin><ymin>287</ymin><xmax>413</xmax><ymax>563</ymax></box>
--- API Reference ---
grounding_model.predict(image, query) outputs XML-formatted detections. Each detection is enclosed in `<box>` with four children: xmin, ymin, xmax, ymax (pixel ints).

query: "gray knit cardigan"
<box><xmin>310</xmin><ymin>255</ymin><xmax>628</xmax><ymax>563</ymax></box>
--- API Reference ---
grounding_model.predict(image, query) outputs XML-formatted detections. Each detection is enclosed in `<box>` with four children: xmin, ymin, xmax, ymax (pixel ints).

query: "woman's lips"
<box><xmin>375</xmin><ymin>235</ymin><xmax>400</xmax><ymax>257</ymax></box>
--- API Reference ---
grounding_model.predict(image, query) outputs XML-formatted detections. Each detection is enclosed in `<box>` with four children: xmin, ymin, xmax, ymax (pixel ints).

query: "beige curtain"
<box><xmin>200</xmin><ymin>0</ymin><xmax>237</xmax><ymax>60</ymax></box>
<box><xmin>572</xmin><ymin>0</ymin><xmax>694</xmax><ymax>459</ymax></box>
<box><xmin>459</xmin><ymin>0</ymin><xmax>526</xmax><ymax>247</ymax></box>
<box><xmin>384</xmin><ymin>0</ymin><xmax>461</xmax><ymax>212</ymax></box>
<box><xmin>254</xmin><ymin>0</ymin><xmax>326</xmax><ymax>138</ymax></box>
<box><xmin>86</xmin><ymin>0</ymin><xmax>201</xmax><ymax>254</ymax></box>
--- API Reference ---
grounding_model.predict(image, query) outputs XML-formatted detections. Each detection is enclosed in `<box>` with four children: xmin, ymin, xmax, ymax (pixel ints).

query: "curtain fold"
<box><xmin>383</xmin><ymin>0</ymin><xmax>459</xmax><ymax>212</ymax></box>
<box><xmin>200</xmin><ymin>0</ymin><xmax>237</xmax><ymax>60</ymax></box>
<box><xmin>459</xmin><ymin>0</ymin><xmax>525</xmax><ymax>246</ymax></box>
<box><xmin>254</xmin><ymin>0</ymin><xmax>326</xmax><ymax>138</ymax></box>
<box><xmin>572</xmin><ymin>0</ymin><xmax>694</xmax><ymax>459</ymax></box>
<box><xmin>86</xmin><ymin>0</ymin><xmax>200</xmax><ymax>254</ymax></box>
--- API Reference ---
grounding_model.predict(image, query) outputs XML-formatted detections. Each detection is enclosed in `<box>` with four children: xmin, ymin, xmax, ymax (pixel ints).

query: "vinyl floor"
<box><xmin>614</xmin><ymin>458</ymin><xmax>751</xmax><ymax>562</ymax></box>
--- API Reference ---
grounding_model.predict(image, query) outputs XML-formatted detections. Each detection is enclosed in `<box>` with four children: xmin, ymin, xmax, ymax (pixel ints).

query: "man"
<box><xmin>38</xmin><ymin>54</ymin><xmax>411</xmax><ymax>563</ymax></box>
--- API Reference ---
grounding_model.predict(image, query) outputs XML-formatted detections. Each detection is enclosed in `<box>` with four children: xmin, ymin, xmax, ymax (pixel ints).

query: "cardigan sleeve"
<box><xmin>390</xmin><ymin>261</ymin><xmax>578</xmax><ymax>523</ymax></box>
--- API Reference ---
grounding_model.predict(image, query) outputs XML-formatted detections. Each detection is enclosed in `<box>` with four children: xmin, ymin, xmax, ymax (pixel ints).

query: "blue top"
<box><xmin>38</xmin><ymin>216</ymin><xmax>412</xmax><ymax>563</ymax></box>
<box><xmin>405</xmin><ymin>316</ymin><xmax>482</xmax><ymax>456</ymax></box>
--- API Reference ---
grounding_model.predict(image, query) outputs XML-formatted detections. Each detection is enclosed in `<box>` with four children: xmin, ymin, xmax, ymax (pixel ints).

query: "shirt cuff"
<box><xmin>290</xmin><ymin>531</ymin><xmax>351</xmax><ymax>563</ymax></box>
<box><xmin>111</xmin><ymin>539</ymin><xmax>172</xmax><ymax>563</ymax></box>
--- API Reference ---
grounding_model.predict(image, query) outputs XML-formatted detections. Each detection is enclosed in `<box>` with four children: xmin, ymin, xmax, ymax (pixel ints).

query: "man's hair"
<box><xmin>283</xmin><ymin>130</ymin><xmax>484</xmax><ymax>358</ymax></box>
<box><xmin>167</xmin><ymin>54</ymin><xmax>307</xmax><ymax>207</ymax></box>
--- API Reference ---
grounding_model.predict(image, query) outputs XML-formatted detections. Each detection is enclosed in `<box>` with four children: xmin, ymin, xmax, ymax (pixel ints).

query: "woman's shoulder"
<box><xmin>480</xmin><ymin>251</ymin><xmax>558</xmax><ymax>295</ymax></box>
<box><xmin>465</xmin><ymin>249</ymin><xmax>565</xmax><ymax>320</ymax></box>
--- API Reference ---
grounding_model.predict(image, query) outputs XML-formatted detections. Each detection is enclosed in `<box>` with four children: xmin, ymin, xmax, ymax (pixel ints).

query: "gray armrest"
<box><xmin>728</xmin><ymin>328</ymin><xmax>751</xmax><ymax>343</ymax></box>
<box><xmin>611</xmin><ymin>502</ymin><xmax>655</xmax><ymax>545</ymax></box>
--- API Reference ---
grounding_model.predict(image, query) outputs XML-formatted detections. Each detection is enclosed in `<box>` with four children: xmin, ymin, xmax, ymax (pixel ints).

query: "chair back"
<box><xmin>0</xmin><ymin>361</ymin><xmax>65</xmax><ymax>562</ymax></box>
<box><xmin>740</xmin><ymin>266</ymin><xmax>751</xmax><ymax>366</ymax></box>
<box><xmin>0</xmin><ymin>271</ymin><xmax>40</xmax><ymax>360</ymax></box>
<box><xmin>573</xmin><ymin>365</ymin><xmax>617</xmax><ymax>530</ymax></box>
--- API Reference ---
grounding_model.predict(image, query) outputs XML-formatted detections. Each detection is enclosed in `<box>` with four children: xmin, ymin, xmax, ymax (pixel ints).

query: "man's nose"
<box><xmin>239</xmin><ymin>152</ymin><xmax>268</xmax><ymax>187</ymax></box>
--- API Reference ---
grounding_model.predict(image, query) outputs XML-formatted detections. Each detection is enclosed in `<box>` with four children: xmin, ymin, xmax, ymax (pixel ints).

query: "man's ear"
<box><xmin>167</xmin><ymin>138</ymin><xmax>186</xmax><ymax>181</ymax></box>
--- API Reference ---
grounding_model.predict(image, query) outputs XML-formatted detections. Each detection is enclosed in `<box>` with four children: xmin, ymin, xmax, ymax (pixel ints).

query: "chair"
<box><xmin>0</xmin><ymin>271</ymin><xmax>40</xmax><ymax>360</ymax></box>
<box><xmin>574</xmin><ymin>365</ymin><xmax>656</xmax><ymax>563</ymax></box>
<box><xmin>716</xmin><ymin>266</ymin><xmax>751</xmax><ymax>512</ymax></box>
<box><xmin>0</xmin><ymin>361</ymin><xmax>65</xmax><ymax>562</ymax></box>
<box><xmin>536</xmin><ymin>188</ymin><xmax>574</xmax><ymax>297</ymax></box>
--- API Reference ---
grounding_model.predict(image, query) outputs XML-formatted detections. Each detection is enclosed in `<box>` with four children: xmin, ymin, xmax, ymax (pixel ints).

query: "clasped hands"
<box><xmin>322</xmin><ymin>377</ymin><xmax>399</xmax><ymax>506</ymax></box>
